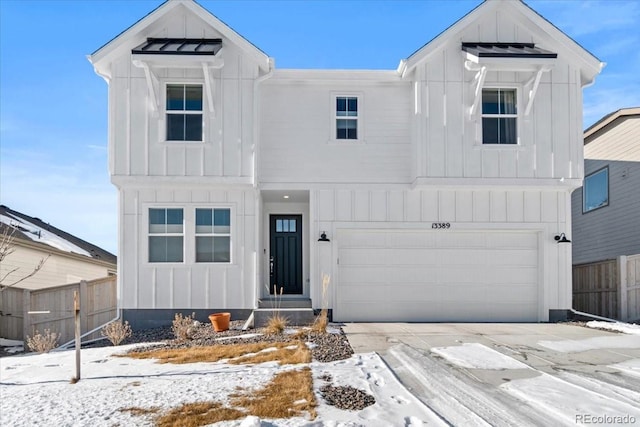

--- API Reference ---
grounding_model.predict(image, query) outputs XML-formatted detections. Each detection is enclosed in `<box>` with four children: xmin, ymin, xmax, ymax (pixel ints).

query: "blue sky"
<box><xmin>1</xmin><ymin>0</ymin><xmax>639</xmax><ymax>255</ymax></box>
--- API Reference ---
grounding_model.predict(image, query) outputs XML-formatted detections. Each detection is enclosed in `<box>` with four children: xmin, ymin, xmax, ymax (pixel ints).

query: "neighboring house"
<box><xmin>89</xmin><ymin>0</ymin><xmax>602</xmax><ymax>327</ymax></box>
<box><xmin>572</xmin><ymin>108</ymin><xmax>640</xmax><ymax>264</ymax></box>
<box><xmin>0</xmin><ymin>205</ymin><xmax>116</xmax><ymax>290</ymax></box>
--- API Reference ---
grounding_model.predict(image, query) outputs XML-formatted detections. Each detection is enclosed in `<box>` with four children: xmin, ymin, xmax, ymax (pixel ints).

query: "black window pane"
<box><xmin>167</xmin><ymin>114</ymin><xmax>185</xmax><ymax>141</ymax></box>
<box><xmin>337</xmin><ymin>128</ymin><xmax>347</xmax><ymax>139</ymax></box>
<box><xmin>483</xmin><ymin>118</ymin><xmax>499</xmax><ymax>144</ymax></box>
<box><xmin>500</xmin><ymin>90</ymin><xmax>517</xmax><ymax>114</ymax></box>
<box><xmin>149</xmin><ymin>236</ymin><xmax>183</xmax><ymax>262</ymax></box>
<box><xmin>347</xmin><ymin>127</ymin><xmax>357</xmax><ymax>139</ymax></box>
<box><xmin>185</xmin><ymin>115</ymin><xmax>202</xmax><ymax>141</ymax></box>
<box><xmin>214</xmin><ymin>209</ymin><xmax>230</xmax><ymax>226</ymax></box>
<box><xmin>149</xmin><ymin>209</ymin><xmax>165</xmax><ymax>225</ymax></box>
<box><xmin>196</xmin><ymin>236</ymin><xmax>214</xmax><ymax>262</ymax></box>
<box><xmin>498</xmin><ymin>118</ymin><xmax>517</xmax><ymax>144</ymax></box>
<box><xmin>482</xmin><ymin>90</ymin><xmax>499</xmax><ymax>114</ymax></box>
<box><xmin>347</xmin><ymin>97</ymin><xmax>357</xmax><ymax>115</ymax></box>
<box><xmin>166</xmin><ymin>85</ymin><xmax>184</xmax><ymax>110</ymax></box>
<box><xmin>336</xmin><ymin>97</ymin><xmax>346</xmax><ymax>112</ymax></box>
<box><xmin>213</xmin><ymin>236</ymin><xmax>231</xmax><ymax>262</ymax></box>
<box><xmin>165</xmin><ymin>236</ymin><xmax>184</xmax><ymax>262</ymax></box>
<box><xmin>185</xmin><ymin>85</ymin><xmax>203</xmax><ymax>111</ymax></box>
<box><xmin>166</xmin><ymin>209</ymin><xmax>183</xmax><ymax>225</ymax></box>
<box><xmin>196</xmin><ymin>208</ymin><xmax>212</xmax><ymax>226</ymax></box>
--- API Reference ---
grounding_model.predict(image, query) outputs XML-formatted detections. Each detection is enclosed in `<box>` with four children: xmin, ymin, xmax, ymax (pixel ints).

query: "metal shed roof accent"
<box><xmin>461</xmin><ymin>43</ymin><xmax>557</xmax><ymax>59</ymax></box>
<box><xmin>132</xmin><ymin>38</ymin><xmax>223</xmax><ymax>55</ymax></box>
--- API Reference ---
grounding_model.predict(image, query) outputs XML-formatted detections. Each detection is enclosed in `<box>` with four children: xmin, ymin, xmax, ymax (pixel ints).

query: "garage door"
<box><xmin>335</xmin><ymin>229</ymin><xmax>539</xmax><ymax>322</ymax></box>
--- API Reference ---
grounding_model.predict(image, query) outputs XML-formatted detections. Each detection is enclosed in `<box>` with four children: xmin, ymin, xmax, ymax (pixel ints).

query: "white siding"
<box><xmin>119</xmin><ymin>187</ymin><xmax>257</xmax><ymax>310</ymax></box>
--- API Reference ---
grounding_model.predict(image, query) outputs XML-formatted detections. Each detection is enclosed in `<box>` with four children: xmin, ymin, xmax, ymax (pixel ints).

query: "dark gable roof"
<box><xmin>132</xmin><ymin>38</ymin><xmax>223</xmax><ymax>55</ymax></box>
<box><xmin>461</xmin><ymin>43</ymin><xmax>557</xmax><ymax>59</ymax></box>
<box><xmin>0</xmin><ymin>205</ymin><xmax>116</xmax><ymax>265</ymax></box>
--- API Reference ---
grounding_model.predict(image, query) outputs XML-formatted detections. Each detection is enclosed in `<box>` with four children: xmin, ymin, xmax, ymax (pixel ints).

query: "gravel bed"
<box><xmin>319</xmin><ymin>385</ymin><xmax>376</xmax><ymax>410</ymax></box>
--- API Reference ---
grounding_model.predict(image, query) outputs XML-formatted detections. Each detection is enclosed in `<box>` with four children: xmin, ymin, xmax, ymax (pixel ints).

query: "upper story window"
<box><xmin>482</xmin><ymin>89</ymin><xmax>517</xmax><ymax>144</ymax></box>
<box><xmin>195</xmin><ymin>208</ymin><xmax>231</xmax><ymax>263</ymax></box>
<box><xmin>149</xmin><ymin>208</ymin><xmax>184</xmax><ymax>262</ymax></box>
<box><xmin>583</xmin><ymin>167</ymin><xmax>609</xmax><ymax>213</ymax></box>
<box><xmin>336</xmin><ymin>96</ymin><xmax>358</xmax><ymax>140</ymax></box>
<box><xmin>166</xmin><ymin>84</ymin><xmax>203</xmax><ymax>142</ymax></box>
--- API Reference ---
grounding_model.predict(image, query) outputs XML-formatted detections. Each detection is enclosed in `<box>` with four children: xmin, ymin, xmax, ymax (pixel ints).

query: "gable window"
<box><xmin>583</xmin><ymin>167</ymin><xmax>609</xmax><ymax>213</ymax></box>
<box><xmin>149</xmin><ymin>208</ymin><xmax>184</xmax><ymax>262</ymax></box>
<box><xmin>482</xmin><ymin>88</ymin><xmax>517</xmax><ymax>144</ymax></box>
<box><xmin>195</xmin><ymin>208</ymin><xmax>231</xmax><ymax>263</ymax></box>
<box><xmin>166</xmin><ymin>84</ymin><xmax>203</xmax><ymax>141</ymax></box>
<box><xmin>336</xmin><ymin>96</ymin><xmax>358</xmax><ymax>140</ymax></box>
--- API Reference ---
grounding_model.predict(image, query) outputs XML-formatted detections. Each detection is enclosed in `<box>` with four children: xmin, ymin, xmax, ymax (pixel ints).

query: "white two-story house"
<box><xmin>90</xmin><ymin>0</ymin><xmax>602</xmax><ymax>328</ymax></box>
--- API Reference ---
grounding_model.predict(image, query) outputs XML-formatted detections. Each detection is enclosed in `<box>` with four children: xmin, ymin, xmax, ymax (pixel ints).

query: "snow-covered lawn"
<box><xmin>0</xmin><ymin>343</ymin><xmax>441</xmax><ymax>426</ymax></box>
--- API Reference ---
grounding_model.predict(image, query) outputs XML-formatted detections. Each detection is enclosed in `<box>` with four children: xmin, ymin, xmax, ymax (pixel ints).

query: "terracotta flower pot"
<box><xmin>208</xmin><ymin>312</ymin><xmax>231</xmax><ymax>332</ymax></box>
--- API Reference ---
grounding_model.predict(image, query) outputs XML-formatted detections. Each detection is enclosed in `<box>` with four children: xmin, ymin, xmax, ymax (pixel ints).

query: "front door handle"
<box><xmin>270</xmin><ymin>256</ymin><xmax>274</xmax><ymax>276</ymax></box>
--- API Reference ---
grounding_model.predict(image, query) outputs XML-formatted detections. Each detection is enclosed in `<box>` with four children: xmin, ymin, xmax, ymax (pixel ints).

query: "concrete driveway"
<box><xmin>343</xmin><ymin>323</ymin><xmax>640</xmax><ymax>426</ymax></box>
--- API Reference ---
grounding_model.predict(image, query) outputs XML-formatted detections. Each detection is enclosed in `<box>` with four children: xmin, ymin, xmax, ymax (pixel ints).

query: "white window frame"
<box><xmin>164</xmin><ymin>82</ymin><xmax>204</xmax><ymax>143</ymax></box>
<box><xmin>331</xmin><ymin>93</ymin><xmax>362</xmax><ymax>143</ymax></box>
<box><xmin>195</xmin><ymin>207</ymin><xmax>232</xmax><ymax>263</ymax></box>
<box><xmin>148</xmin><ymin>207</ymin><xmax>184</xmax><ymax>263</ymax></box>
<box><xmin>479</xmin><ymin>86</ymin><xmax>520</xmax><ymax>146</ymax></box>
<box><xmin>583</xmin><ymin>166</ymin><xmax>609</xmax><ymax>213</ymax></box>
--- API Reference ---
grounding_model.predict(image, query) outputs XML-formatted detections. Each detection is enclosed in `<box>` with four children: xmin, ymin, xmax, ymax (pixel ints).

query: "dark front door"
<box><xmin>270</xmin><ymin>215</ymin><xmax>303</xmax><ymax>294</ymax></box>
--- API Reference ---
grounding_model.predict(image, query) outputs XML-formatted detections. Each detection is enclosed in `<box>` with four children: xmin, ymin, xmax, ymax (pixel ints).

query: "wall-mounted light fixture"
<box><xmin>318</xmin><ymin>231</ymin><xmax>330</xmax><ymax>242</ymax></box>
<box><xmin>554</xmin><ymin>233</ymin><xmax>571</xmax><ymax>243</ymax></box>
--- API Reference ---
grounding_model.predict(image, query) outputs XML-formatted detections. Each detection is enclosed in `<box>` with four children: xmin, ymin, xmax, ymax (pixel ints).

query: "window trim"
<box><xmin>148</xmin><ymin>207</ymin><xmax>185</xmax><ymax>264</ymax></box>
<box><xmin>583</xmin><ymin>166</ymin><xmax>609</xmax><ymax>213</ymax></box>
<box><xmin>163</xmin><ymin>82</ymin><xmax>205</xmax><ymax>144</ymax></box>
<box><xmin>330</xmin><ymin>93</ymin><xmax>363</xmax><ymax>143</ymax></box>
<box><xmin>195</xmin><ymin>207</ymin><xmax>232</xmax><ymax>264</ymax></box>
<box><xmin>478</xmin><ymin>86</ymin><xmax>521</xmax><ymax>146</ymax></box>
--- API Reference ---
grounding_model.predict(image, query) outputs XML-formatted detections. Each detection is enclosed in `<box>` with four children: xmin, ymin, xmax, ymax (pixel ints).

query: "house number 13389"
<box><xmin>431</xmin><ymin>222</ymin><xmax>451</xmax><ymax>229</ymax></box>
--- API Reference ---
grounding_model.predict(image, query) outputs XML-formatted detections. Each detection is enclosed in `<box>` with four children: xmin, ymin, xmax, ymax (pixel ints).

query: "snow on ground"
<box><xmin>586</xmin><ymin>320</ymin><xmax>640</xmax><ymax>335</ymax></box>
<box><xmin>0</xmin><ymin>343</ymin><xmax>441</xmax><ymax>427</ymax></box>
<box><xmin>431</xmin><ymin>343</ymin><xmax>529</xmax><ymax>370</ymax></box>
<box><xmin>610</xmin><ymin>359</ymin><xmax>640</xmax><ymax>379</ymax></box>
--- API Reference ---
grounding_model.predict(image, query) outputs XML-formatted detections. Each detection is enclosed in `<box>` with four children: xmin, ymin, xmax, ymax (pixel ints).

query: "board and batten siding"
<box><xmin>259</xmin><ymin>79</ymin><xmax>412</xmax><ymax>184</ymax></box>
<box><xmin>119</xmin><ymin>187</ymin><xmax>257</xmax><ymax>310</ymax></box>
<box><xmin>108</xmin><ymin>7</ymin><xmax>259</xmax><ymax>180</ymax></box>
<box><xmin>411</xmin><ymin>10</ymin><xmax>583</xmax><ymax>182</ymax></box>
<box><xmin>310</xmin><ymin>187</ymin><xmax>573</xmax><ymax>320</ymax></box>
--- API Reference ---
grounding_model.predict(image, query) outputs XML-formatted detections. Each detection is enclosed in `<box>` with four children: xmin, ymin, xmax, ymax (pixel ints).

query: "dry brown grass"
<box><xmin>119</xmin><ymin>406</ymin><xmax>160</xmax><ymax>416</ymax></box>
<box><xmin>232</xmin><ymin>368</ymin><xmax>317</xmax><ymax>419</ymax></box>
<box><xmin>124</xmin><ymin>341</ymin><xmax>309</xmax><ymax>365</ymax></box>
<box><xmin>156</xmin><ymin>402</ymin><xmax>245</xmax><ymax>427</ymax></box>
<box><xmin>230</xmin><ymin>342</ymin><xmax>310</xmax><ymax>365</ymax></box>
<box><xmin>311</xmin><ymin>309</ymin><xmax>328</xmax><ymax>333</ymax></box>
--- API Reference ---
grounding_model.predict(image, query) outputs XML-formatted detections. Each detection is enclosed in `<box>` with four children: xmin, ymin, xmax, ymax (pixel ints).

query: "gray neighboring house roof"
<box><xmin>0</xmin><ymin>205</ymin><xmax>117</xmax><ymax>265</ymax></box>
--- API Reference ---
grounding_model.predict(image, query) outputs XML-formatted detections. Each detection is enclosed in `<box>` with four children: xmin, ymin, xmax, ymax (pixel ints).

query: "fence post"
<box><xmin>80</xmin><ymin>280</ymin><xmax>88</xmax><ymax>334</ymax></box>
<box><xmin>22</xmin><ymin>289</ymin><xmax>31</xmax><ymax>342</ymax></box>
<box><xmin>619</xmin><ymin>255</ymin><xmax>628</xmax><ymax>321</ymax></box>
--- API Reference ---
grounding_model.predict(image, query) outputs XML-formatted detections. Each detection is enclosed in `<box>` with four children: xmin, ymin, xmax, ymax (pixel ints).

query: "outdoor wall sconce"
<box><xmin>318</xmin><ymin>231</ymin><xmax>330</xmax><ymax>242</ymax></box>
<box><xmin>554</xmin><ymin>233</ymin><xmax>571</xmax><ymax>243</ymax></box>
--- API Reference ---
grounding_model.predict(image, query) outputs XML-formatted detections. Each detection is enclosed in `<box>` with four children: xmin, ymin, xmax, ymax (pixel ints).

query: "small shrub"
<box><xmin>265</xmin><ymin>314</ymin><xmax>288</xmax><ymax>336</ymax></box>
<box><xmin>26</xmin><ymin>329</ymin><xmax>59</xmax><ymax>353</ymax></box>
<box><xmin>101</xmin><ymin>320</ymin><xmax>133</xmax><ymax>346</ymax></box>
<box><xmin>172</xmin><ymin>312</ymin><xmax>197</xmax><ymax>341</ymax></box>
<box><xmin>311</xmin><ymin>274</ymin><xmax>330</xmax><ymax>333</ymax></box>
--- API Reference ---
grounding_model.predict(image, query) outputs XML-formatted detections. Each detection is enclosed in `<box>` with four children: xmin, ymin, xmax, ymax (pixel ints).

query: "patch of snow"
<box><xmin>538</xmin><ymin>335</ymin><xmax>640</xmax><ymax>353</ymax></box>
<box><xmin>586</xmin><ymin>320</ymin><xmax>640</xmax><ymax>335</ymax></box>
<box><xmin>431</xmin><ymin>343</ymin><xmax>530</xmax><ymax>370</ymax></box>
<box><xmin>215</xmin><ymin>333</ymin><xmax>263</xmax><ymax>341</ymax></box>
<box><xmin>610</xmin><ymin>359</ymin><xmax>640</xmax><ymax>379</ymax></box>
<box><xmin>0</xmin><ymin>338</ymin><xmax>23</xmax><ymax>347</ymax></box>
<box><xmin>0</xmin><ymin>213</ymin><xmax>91</xmax><ymax>257</ymax></box>
<box><xmin>501</xmin><ymin>372</ymin><xmax>640</xmax><ymax>425</ymax></box>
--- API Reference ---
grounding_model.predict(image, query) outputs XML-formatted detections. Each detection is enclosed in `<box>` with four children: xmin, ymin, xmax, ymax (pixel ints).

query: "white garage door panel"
<box><xmin>336</xmin><ymin>230</ymin><xmax>540</xmax><ymax>322</ymax></box>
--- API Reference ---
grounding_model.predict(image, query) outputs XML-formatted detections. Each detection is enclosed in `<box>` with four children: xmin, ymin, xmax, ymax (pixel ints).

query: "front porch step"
<box><xmin>252</xmin><ymin>308</ymin><xmax>316</xmax><ymax>328</ymax></box>
<box><xmin>257</xmin><ymin>298</ymin><xmax>312</xmax><ymax>309</ymax></box>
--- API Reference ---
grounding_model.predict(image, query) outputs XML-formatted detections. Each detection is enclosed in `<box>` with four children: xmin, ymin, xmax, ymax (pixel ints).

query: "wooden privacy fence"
<box><xmin>0</xmin><ymin>276</ymin><xmax>117</xmax><ymax>344</ymax></box>
<box><xmin>573</xmin><ymin>255</ymin><xmax>640</xmax><ymax>322</ymax></box>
